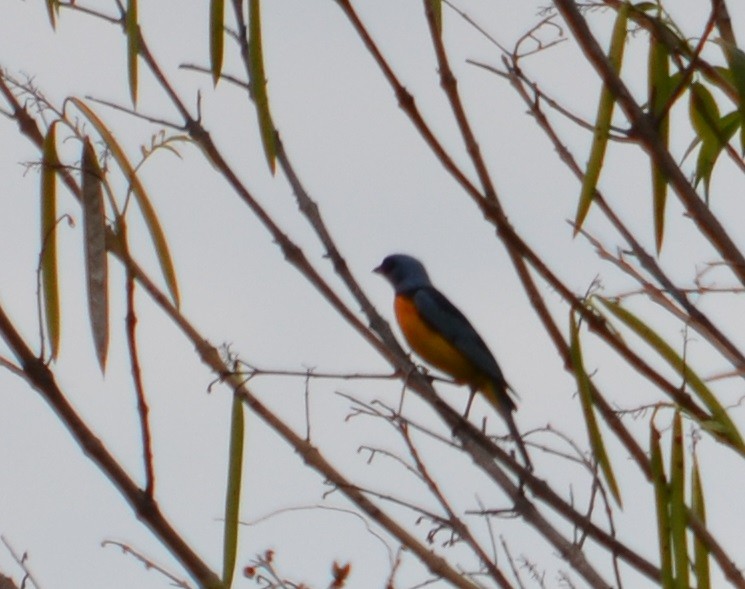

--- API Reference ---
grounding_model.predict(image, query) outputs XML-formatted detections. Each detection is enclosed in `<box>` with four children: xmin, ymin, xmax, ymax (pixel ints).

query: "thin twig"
<box><xmin>124</xmin><ymin>262</ymin><xmax>155</xmax><ymax>498</ymax></box>
<box><xmin>1</xmin><ymin>536</ymin><xmax>40</xmax><ymax>589</ymax></box>
<box><xmin>101</xmin><ymin>541</ymin><xmax>192</xmax><ymax>589</ymax></box>
<box><xmin>401</xmin><ymin>423</ymin><xmax>515</xmax><ymax>588</ymax></box>
<box><xmin>180</xmin><ymin>63</ymin><xmax>250</xmax><ymax>90</ymax></box>
<box><xmin>554</xmin><ymin>0</ymin><xmax>745</xmax><ymax>288</ymax></box>
<box><xmin>468</xmin><ymin>59</ymin><xmax>635</xmax><ymax>142</ymax></box>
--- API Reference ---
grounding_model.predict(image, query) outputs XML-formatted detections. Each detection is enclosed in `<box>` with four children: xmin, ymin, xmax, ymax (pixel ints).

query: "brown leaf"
<box><xmin>81</xmin><ymin>138</ymin><xmax>109</xmax><ymax>372</ymax></box>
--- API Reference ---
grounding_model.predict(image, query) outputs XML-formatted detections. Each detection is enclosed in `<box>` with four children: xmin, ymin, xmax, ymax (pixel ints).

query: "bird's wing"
<box><xmin>412</xmin><ymin>286</ymin><xmax>508</xmax><ymax>390</ymax></box>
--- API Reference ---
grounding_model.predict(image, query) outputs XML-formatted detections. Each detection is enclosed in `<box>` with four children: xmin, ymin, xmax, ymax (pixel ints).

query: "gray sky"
<box><xmin>1</xmin><ymin>1</ymin><xmax>744</xmax><ymax>588</ymax></box>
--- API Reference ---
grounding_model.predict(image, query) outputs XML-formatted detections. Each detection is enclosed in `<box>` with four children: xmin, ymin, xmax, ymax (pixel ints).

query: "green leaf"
<box><xmin>689</xmin><ymin>82</ymin><xmax>721</xmax><ymax>145</ymax></box>
<box><xmin>692</xmin><ymin>107</ymin><xmax>739</xmax><ymax>201</ymax></box>
<box><xmin>248</xmin><ymin>0</ymin><xmax>276</xmax><ymax>174</ymax></box>
<box><xmin>688</xmin><ymin>83</ymin><xmax>740</xmax><ymax>198</ymax></box>
<box><xmin>222</xmin><ymin>394</ymin><xmax>245</xmax><ymax>587</ymax></box>
<box><xmin>71</xmin><ymin>99</ymin><xmax>181</xmax><ymax>308</ymax></box>
<box><xmin>662</xmin><ymin>71</ymin><xmax>686</xmax><ymax>107</ymax></box>
<box><xmin>597</xmin><ymin>297</ymin><xmax>745</xmax><ymax>451</ymax></box>
<box><xmin>650</xmin><ymin>420</ymin><xmax>674</xmax><ymax>589</ymax></box>
<box><xmin>669</xmin><ymin>412</ymin><xmax>688</xmax><ymax>588</ymax></box>
<box><xmin>210</xmin><ymin>0</ymin><xmax>225</xmax><ymax>86</ymax></box>
<box><xmin>575</xmin><ymin>1</ymin><xmax>629</xmax><ymax>233</ymax></box>
<box><xmin>648</xmin><ymin>33</ymin><xmax>670</xmax><ymax>252</ymax></box>
<box><xmin>717</xmin><ymin>109</ymin><xmax>740</xmax><ymax>141</ymax></box>
<box><xmin>81</xmin><ymin>138</ymin><xmax>109</xmax><ymax>373</ymax></box>
<box><xmin>714</xmin><ymin>11</ymin><xmax>745</xmax><ymax>152</ymax></box>
<box><xmin>712</xmin><ymin>65</ymin><xmax>735</xmax><ymax>87</ymax></box>
<box><xmin>126</xmin><ymin>0</ymin><xmax>139</xmax><ymax>105</ymax></box>
<box><xmin>691</xmin><ymin>454</ymin><xmax>710</xmax><ymax>589</ymax></box>
<box><xmin>725</xmin><ymin>47</ymin><xmax>745</xmax><ymax>153</ymax></box>
<box><xmin>41</xmin><ymin>122</ymin><xmax>61</xmax><ymax>360</ymax></box>
<box><xmin>569</xmin><ymin>313</ymin><xmax>622</xmax><ymax>505</ymax></box>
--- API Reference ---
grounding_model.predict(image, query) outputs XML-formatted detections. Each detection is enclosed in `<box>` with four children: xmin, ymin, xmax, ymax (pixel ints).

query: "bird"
<box><xmin>374</xmin><ymin>253</ymin><xmax>531</xmax><ymax>468</ymax></box>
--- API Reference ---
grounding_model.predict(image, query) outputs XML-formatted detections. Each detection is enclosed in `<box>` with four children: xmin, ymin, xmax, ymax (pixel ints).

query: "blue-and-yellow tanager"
<box><xmin>375</xmin><ymin>254</ymin><xmax>531</xmax><ymax>467</ymax></box>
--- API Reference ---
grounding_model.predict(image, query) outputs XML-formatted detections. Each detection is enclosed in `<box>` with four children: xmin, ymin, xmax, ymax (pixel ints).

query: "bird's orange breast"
<box><xmin>394</xmin><ymin>294</ymin><xmax>484</xmax><ymax>386</ymax></box>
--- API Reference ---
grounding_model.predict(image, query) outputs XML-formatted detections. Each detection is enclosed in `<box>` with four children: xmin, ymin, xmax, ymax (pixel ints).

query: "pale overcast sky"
<box><xmin>1</xmin><ymin>1</ymin><xmax>744</xmax><ymax>588</ymax></box>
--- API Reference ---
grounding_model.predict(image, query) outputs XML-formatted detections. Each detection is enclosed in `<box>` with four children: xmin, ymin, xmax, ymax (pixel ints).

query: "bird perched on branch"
<box><xmin>375</xmin><ymin>253</ymin><xmax>531</xmax><ymax>468</ymax></box>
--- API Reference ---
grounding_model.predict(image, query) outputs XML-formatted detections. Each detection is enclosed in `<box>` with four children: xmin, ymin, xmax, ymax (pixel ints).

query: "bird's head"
<box><xmin>374</xmin><ymin>254</ymin><xmax>432</xmax><ymax>293</ymax></box>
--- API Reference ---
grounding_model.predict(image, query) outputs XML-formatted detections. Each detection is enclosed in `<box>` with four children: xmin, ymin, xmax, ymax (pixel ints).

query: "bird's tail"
<box><xmin>483</xmin><ymin>381</ymin><xmax>532</xmax><ymax>470</ymax></box>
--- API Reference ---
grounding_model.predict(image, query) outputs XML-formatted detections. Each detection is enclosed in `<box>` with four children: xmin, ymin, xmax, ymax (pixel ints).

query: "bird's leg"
<box><xmin>463</xmin><ymin>388</ymin><xmax>477</xmax><ymax>418</ymax></box>
<box><xmin>396</xmin><ymin>364</ymin><xmax>419</xmax><ymax>415</ymax></box>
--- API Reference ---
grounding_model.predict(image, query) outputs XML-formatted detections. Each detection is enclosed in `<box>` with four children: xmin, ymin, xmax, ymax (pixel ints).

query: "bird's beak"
<box><xmin>373</xmin><ymin>264</ymin><xmax>383</xmax><ymax>274</ymax></box>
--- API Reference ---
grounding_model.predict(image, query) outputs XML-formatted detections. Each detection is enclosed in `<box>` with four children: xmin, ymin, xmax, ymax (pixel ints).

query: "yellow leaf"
<box><xmin>648</xmin><ymin>34</ymin><xmax>670</xmax><ymax>252</ymax></box>
<box><xmin>71</xmin><ymin>99</ymin><xmax>180</xmax><ymax>308</ymax></box>
<box><xmin>210</xmin><ymin>0</ymin><xmax>225</xmax><ymax>86</ymax></box>
<box><xmin>650</xmin><ymin>419</ymin><xmax>674</xmax><ymax>589</ymax></box>
<box><xmin>222</xmin><ymin>394</ymin><xmax>245</xmax><ymax>587</ymax></box>
<box><xmin>691</xmin><ymin>454</ymin><xmax>710</xmax><ymax>589</ymax></box>
<box><xmin>41</xmin><ymin>122</ymin><xmax>61</xmax><ymax>360</ymax></box>
<box><xmin>575</xmin><ymin>1</ymin><xmax>629</xmax><ymax>233</ymax></box>
<box><xmin>45</xmin><ymin>0</ymin><xmax>58</xmax><ymax>29</ymax></box>
<box><xmin>248</xmin><ymin>0</ymin><xmax>276</xmax><ymax>174</ymax></box>
<box><xmin>598</xmin><ymin>297</ymin><xmax>744</xmax><ymax>451</ymax></box>
<box><xmin>669</xmin><ymin>412</ymin><xmax>688</xmax><ymax>588</ymax></box>
<box><xmin>569</xmin><ymin>313</ymin><xmax>622</xmax><ymax>505</ymax></box>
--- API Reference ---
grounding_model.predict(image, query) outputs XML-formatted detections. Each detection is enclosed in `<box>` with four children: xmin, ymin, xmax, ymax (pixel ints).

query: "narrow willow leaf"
<box><xmin>712</xmin><ymin>65</ymin><xmax>735</xmax><ymax>87</ymax></box>
<box><xmin>663</xmin><ymin>71</ymin><xmax>686</xmax><ymax>106</ymax></box>
<box><xmin>41</xmin><ymin>122</ymin><xmax>61</xmax><ymax>360</ymax></box>
<box><xmin>689</xmin><ymin>82</ymin><xmax>740</xmax><ymax>200</ymax></box>
<box><xmin>608</xmin><ymin>3</ymin><xmax>631</xmax><ymax>68</ymax></box>
<box><xmin>248</xmin><ymin>0</ymin><xmax>276</xmax><ymax>174</ymax></box>
<box><xmin>691</xmin><ymin>454</ymin><xmax>710</xmax><ymax>589</ymax></box>
<box><xmin>728</xmin><ymin>47</ymin><xmax>745</xmax><ymax>153</ymax></box>
<box><xmin>694</xmin><ymin>110</ymin><xmax>740</xmax><ymax>201</ymax></box>
<box><xmin>669</xmin><ymin>412</ymin><xmax>688</xmax><ymax>588</ymax></box>
<box><xmin>569</xmin><ymin>314</ymin><xmax>622</xmax><ymax>505</ymax></box>
<box><xmin>717</xmin><ymin>110</ymin><xmax>739</xmax><ymax>143</ymax></box>
<box><xmin>81</xmin><ymin>139</ymin><xmax>109</xmax><ymax>372</ymax></box>
<box><xmin>126</xmin><ymin>0</ymin><xmax>139</xmax><ymax>105</ymax></box>
<box><xmin>598</xmin><ymin>297</ymin><xmax>744</xmax><ymax>450</ymax></box>
<box><xmin>45</xmin><ymin>0</ymin><xmax>58</xmax><ymax>29</ymax></box>
<box><xmin>689</xmin><ymin>83</ymin><xmax>721</xmax><ymax>145</ymax></box>
<box><xmin>693</xmin><ymin>138</ymin><xmax>716</xmax><ymax>200</ymax></box>
<box><xmin>647</xmin><ymin>17</ymin><xmax>672</xmax><ymax>113</ymax></box>
<box><xmin>680</xmin><ymin>134</ymin><xmax>701</xmax><ymax>165</ymax></box>
<box><xmin>429</xmin><ymin>0</ymin><xmax>442</xmax><ymax>35</ymax></box>
<box><xmin>71</xmin><ymin>99</ymin><xmax>180</xmax><ymax>307</ymax></box>
<box><xmin>650</xmin><ymin>421</ymin><xmax>674</xmax><ymax>589</ymax></box>
<box><xmin>652</xmin><ymin>119</ymin><xmax>670</xmax><ymax>251</ymax></box>
<box><xmin>210</xmin><ymin>0</ymin><xmax>225</xmax><ymax>86</ymax></box>
<box><xmin>713</xmin><ymin>2</ymin><xmax>745</xmax><ymax>153</ymax></box>
<box><xmin>222</xmin><ymin>394</ymin><xmax>245</xmax><ymax>588</ymax></box>
<box><xmin>648</xmin><ymin>33</ymin><xmax>670</xmax><ymax>253</ymax></box>
<box><xmin>574</xmin><ymin>1</ymin><xmax>629</xmax><ymax>233</ymax></box>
